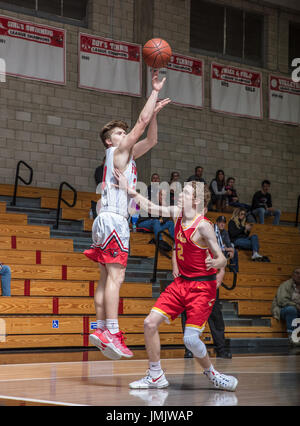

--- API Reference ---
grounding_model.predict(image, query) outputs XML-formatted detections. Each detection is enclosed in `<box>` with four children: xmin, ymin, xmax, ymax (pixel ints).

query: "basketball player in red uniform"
<box><xmin>84</xmin><ymin>70</ymin><xmax>170</xmax><ymax>360</ymax></box>
<box><xmin>114</xmin><ymin>169</ymin><xmax>238</xmax><ymax>391</ymax></box>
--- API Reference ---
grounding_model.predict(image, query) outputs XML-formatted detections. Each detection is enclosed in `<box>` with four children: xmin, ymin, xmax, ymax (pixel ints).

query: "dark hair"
<box><xmin>262</xmin><ymin>179</ymin><xmax>271</xmax><ymax>186</ymax></box>
<box><xmin>99</xmin><ymin>120</ymin><xmax>129</xmax><ymax>148</ymax></box>
<box><xmin>226</xmin><ymin>177</ymin><xmax>235</xmax><ymax>185</ymax></box>
<box><xmin>195</xmin><ymin>166</ymin><xmax>203</xmax><ymax>172</ymax></box>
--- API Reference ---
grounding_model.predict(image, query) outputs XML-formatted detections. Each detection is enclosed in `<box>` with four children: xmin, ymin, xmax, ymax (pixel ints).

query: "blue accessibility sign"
<box><xmin>52</xmin><ymin>320</ymin><xmax>59</xmax><ymax>329</ymax></box>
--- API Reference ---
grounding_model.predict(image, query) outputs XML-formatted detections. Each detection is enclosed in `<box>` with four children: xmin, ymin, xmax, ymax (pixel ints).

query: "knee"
<box><xmin>282</xmin><ymin>305</ymin><xmax>297</xmax><ymax>316</ymax></box>
<box><xmin>144</xmin><ymin>316</ymin><xmax>158</xmax><ymax>334</ymax></box>
<box><xmin>183</xmin><ymin>329</ymin><xmax>207</xmax><ymax>358</ymax></box>
<box><xmin>1</xmin><ymin>265</ymin><xmax>11</xmax><ymax>276</ymax></box>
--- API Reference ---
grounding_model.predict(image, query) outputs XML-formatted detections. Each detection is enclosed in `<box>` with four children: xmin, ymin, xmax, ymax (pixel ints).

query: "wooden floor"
<box><xmin>0</xmin><ymin>353</ymin><xmax>299</xmax><ymax>406</ymax></box>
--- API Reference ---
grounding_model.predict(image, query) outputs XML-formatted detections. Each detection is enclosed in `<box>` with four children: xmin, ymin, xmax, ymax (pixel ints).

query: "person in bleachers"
<box><xmin>225</xmin><ymin>177</ymin><xmax>251</xmax><ymax>212</ymax></box>
<box><xmin>209</xmin><ymin>170</ymin><xmax>228</xmax><ymax>212</ymax></box>
<box><xmin>228</xmin><ymin>208</ymin><xmax>266</xmax><ymax>262</ymax></box>
<box><xmin>187</xmin><ymin>166</ymin><xmax>206</xmax><ymax>183</ymax></box>
<box><xmin>0</xmin><ymin>263</ymin><xmax>11</xmax><ymax>296</ymax></box>
<box><xmin>94</xmin><ymin>155</ymin><xmax>106</xmax><ymax>186</ymax></box>
<box><xmin>169</xmin><ymin>171</ymin><xmax>181</xmax><ymax>206</ymax></box>
<box><xmin>251</xmin><ymin>180</ymin><xmax>281</xmax><ymax>225</ymax></box>
<box><xmin>147</xmin><ymin>172</ymin><xmax>160</xmax><ymax>204</ymax></box>
<box><xmin>215</xmin><ymin>215</ymin><xmax>239</xmax><ymax>272</ymax></box>
<box><xmin>271</xmin><ymin>267</ymin><xmax>300</xmax><ymax>346</ymax></box>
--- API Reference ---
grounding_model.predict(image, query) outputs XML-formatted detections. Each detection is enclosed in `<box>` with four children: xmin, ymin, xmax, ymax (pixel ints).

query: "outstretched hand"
<box><xmin>113</xmin><ymin>168</ymin><xmax>137</xmax><ymax>198</ymax></box>
<box><xmin>154</xmin><ymin>98</ymin><xmax>171</xmax><ymax>114</ymax></box>
<box><xmin>152</xmin><ymin>69</ymin><xmax>166</xmax><ymax>92</ymax></box>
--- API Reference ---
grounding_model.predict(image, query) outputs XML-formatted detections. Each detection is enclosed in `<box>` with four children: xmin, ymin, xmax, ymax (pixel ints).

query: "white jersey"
<box><xmin>99</xmin><ymin>147</ymin><xmax>137</xmax><ymax>219</ymax></box>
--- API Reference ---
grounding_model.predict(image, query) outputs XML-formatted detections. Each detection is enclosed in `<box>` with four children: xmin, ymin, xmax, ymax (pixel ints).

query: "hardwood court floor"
<box><xmin>0</xmin><ymin>354</ymin><xmax>299</xmax><ymax>406</ymax></box>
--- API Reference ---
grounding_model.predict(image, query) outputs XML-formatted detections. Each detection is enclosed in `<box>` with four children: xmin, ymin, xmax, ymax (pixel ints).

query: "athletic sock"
<box><xmin>97</xmin><ymin>320</ymin><xmax>106</xmax><ymax>331</ymax></box>
<box><xmin>149</xmin><ymin>361</ymin><xmax>163</xmax><ymax>378</ymax></box>
<box><xmin>204</xmin><ymin>364</ymin><xmax>217</xmax><ymax>378</ymax></box>
<box><xmin>106</xmin><ymin>319</ymin><xmax>120</xmax><ymax>334</ymax></box>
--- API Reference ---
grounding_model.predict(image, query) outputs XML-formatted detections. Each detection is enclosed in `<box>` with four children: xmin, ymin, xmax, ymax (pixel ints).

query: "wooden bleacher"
<box><xmin>0</xmin><ymin>183</ymin><xmax>299</xmax><ymax>362</ymax></box>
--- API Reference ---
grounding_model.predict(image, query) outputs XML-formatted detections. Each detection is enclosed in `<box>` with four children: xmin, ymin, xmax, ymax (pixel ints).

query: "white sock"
<box><xmin>204</xmin><ymin>364</ymin><xmax>217</xmax><ymax>378</ymax></box>
<box><xmin>149</xmin><ymin>361</ymin><xmax>163</xmax><ymax>377</ymax></box>
<box><xmin>106</xmin><ymin>319</ymin><xmax>119</xmax><ymax>334</ymax></box>
<box><xmin>97</xmin><ymin>320</ymin><xmax>106</xmax><ymax>330</ymax></box>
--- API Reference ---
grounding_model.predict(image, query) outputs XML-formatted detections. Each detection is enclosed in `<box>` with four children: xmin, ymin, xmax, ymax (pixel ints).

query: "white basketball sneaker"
<box><xmin>204</xmin><ymin>370</ymin><xmax>238</xmax><ymax>392</ymax></box>
<box><xmin>129</xmin><ymin>371</ymin><xmax>169</xmax><ymax>389</ymax></box>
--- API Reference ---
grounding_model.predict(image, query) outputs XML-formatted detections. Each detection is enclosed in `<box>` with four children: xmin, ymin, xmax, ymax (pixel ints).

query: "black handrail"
<box><xmin>295</xmin><ymin>195</ymin><xmax>300</xmax><ymax>227</ymax></box>
<box><xmin>10</xmin><ymin>160</ymin><xmax>33</xmax><ymax>206</ymax></box>
<box><xmin>151</xmin><ymin>230</ymin><xmax>174</xmax><ymax>283</ymax></box>
<box><xmin>53</xmin><ymin>181</ymin><xmax>77</xmax><ymax>229</ymax></box>
<box><xmin>221</xmin><ymin>263</ymin><xmax>237</xmax><ymax>291</ymax></box>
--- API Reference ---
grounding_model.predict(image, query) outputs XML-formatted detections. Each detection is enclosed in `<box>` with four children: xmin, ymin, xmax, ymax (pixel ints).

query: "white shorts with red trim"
<box><xmin>84</xmin><ymin>211</ymin><xmax>129</xmax><ymax>267</ymax></box>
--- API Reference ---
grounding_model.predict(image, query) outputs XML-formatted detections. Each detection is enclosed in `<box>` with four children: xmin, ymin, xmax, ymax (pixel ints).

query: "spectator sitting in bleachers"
<box><xmin>0</xmin><ymin>263</ymin><xmax>11</xmax><ymax>296</ymax></box>
<box><xmin>187</xmin><ymin>166</ymin><xmax>206</xmax><ymax>183</ymax></box>
<box><xmin>147</xmin><ymin>172</ymin><xmax>160</xmax><ymax>204</ymax></box>
<box><xmin>169</xmin><ymin>171</ymin><xmax>181</xmax><ymax>206</ymax></box>
<box><xmin>271</xmin><ymin>267</ymin><xmax>300</xmax><ymax>346</ymax></box>
<box><xmin>225</xmin><ymin>177</ymin><xmax>251</xmax><ymax>212</ymax></box>
<box><xmin>209</xmin><ymin>169</ymin><xmax>228</xmax><ymax>212</ymax></box>
<box><xmin>215</xmin><ymin>215</ymin><xmax>239</xmax><ymax>273</ymax></box>
<box><xmin>228</xmin><ymin>208</ymin><xmax>267</xmax><ymax>262</ymax></box>
<box><xmin>251</xmin><ymin>180</ymin><xmax>281</xmax><ymax>225</ymax></box>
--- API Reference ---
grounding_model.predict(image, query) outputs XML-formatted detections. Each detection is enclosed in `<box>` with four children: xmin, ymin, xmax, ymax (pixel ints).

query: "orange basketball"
<box><xmin>142</xmin><ymin>38</ymin><xmax>172</xmax><ymax>69</ymax></box>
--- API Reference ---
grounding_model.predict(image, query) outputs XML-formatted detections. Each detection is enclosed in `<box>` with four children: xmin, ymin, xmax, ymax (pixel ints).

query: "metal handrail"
<box><xmin>10</xmin><ymin>160</ymin><xmax>33</xmax><ymax>206</ymax></box>
<box><xmin>295</xmin><ymin>195</ymin><xmax>300</xmax><ymax>227</ymax></box>
<box><xmin>53</xmin><ymin>181</ymin><xmax>77</xmax><ymax>229</ymax></box>
<box><xmin>151</xmin><ymin>230</ymin><xmax>174</xmax><ymax>283</ymax></box>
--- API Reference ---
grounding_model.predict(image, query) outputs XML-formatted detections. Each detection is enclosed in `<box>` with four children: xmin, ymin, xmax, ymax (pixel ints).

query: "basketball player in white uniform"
<box><xmin>84</xmin><ymin>70</ymin><xmax>170</xmax><ymax>359</ymax></box>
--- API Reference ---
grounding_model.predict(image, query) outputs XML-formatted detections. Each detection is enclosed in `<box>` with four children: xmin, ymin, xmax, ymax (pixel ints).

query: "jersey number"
<box><xmin>177</xmin><ymin>243</ymin><xmax>184</xmax><ymax>261</ymax></box>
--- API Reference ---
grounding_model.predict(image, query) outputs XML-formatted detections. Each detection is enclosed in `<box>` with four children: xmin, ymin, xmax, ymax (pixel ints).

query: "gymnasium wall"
<box><xmin>0</xmin><ymin>0</ymin><xmax>299</xmax><ymax>211</ymax></box>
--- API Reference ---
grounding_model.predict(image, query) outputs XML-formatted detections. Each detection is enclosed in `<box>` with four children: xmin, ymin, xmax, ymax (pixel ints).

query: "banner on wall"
<box><xmin>79</xmin><ymin>33</ymin><xmax>142</xmax><ymax>97</ymax></box>
<box><xmin>211</xmin><ymin>63</ymin><xmax>263</xmax><ymax>119</ymax></box>
<box><xmin>269</xmin><ymin>75</ymin><xmax>300</xmax><ymax>125</ymax></box>
<box><xmin>0</xmin><ymin>14</ymin><xmax>66</xmax><ymax>84</ymax></box>
<box><xmin>146</xmin><ymin>53</ymin><xmax>204</xmax><ymax>109</ymax></box>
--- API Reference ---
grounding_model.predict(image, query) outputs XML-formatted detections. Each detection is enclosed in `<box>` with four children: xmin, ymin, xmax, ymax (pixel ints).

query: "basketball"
<box><xmin>142</xmin><ymin>38</ymin><xmax>172</xmax><ymax>69</ymax></box>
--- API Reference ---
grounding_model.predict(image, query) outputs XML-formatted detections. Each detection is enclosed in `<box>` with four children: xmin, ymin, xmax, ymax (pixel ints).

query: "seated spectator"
<box><xmin>209</xmin><ymin>169</ymin><xmax>228</xmax><ymax>212</ymax></box>
<box><xmin>137</xmin><ymin>190</ymin><xmax>174</xmax><ymax>251</ymax></box>
<box><xmin>147</xmin><ymin>173</ymin><xmax>160</xmax><ymax>203</ymax></box>
<box><xmin>271</xmin><ymin>267</ymin><xmax>300</xmax><ymax>346</ymax></box>
<box><xmin>187</xmin><ymin>166</ymin><xmax>206</xmax><ymax>183</ymax></box>
<box><xmin>228</xmin><ymin>208</ymin><xmax>265</xmax><ymax>261</ymax></box>
<box><xmin>0</xmin><ymin>263</ymin><xmax>11</xmax><ymax>296</ymax></box>
<box><xmin>94</xmin><ymin>155</ymin><xmax>106</xmax><ymax>186</ymax></box>
<box><xmin>251</xmin><ymin>180</ymin><xmax>281</xmax><ymax>225</ymax></box>
<box><xmin>225</xmin><ymin>177</ymin><xmax>251</xmax><ymax>211</ymax></box>
<box><xmin>169</xmin><ymin>171</ymin><xmax>181</xmax><ymax>206</ymax></box>
<box><xmin>215</xmin><ymin>215</ymin><xmax>239</xmax><ymax>272</ymax></box>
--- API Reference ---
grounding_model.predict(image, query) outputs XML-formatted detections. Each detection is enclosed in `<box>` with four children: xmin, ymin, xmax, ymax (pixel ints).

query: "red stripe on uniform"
<box><xmin>11</xmin><ymin>236</ymin><xmax>16</xmax><ymax>249</ymax></box>
<box><xmin>83</xmin><ymin>316</ymin><xmax>89</xmax><ymax>347</ymax></box>
<box><xmin>36</xmin><ymin>250</ymin><xmax>41</xmax><ymax>264</ymax></box>
<box><xmin>118</xmin><ymin>298</ymin><xmax>124</xmax><ymax>315</ymax></box>
<box><xmin>62</xmin><ymin>265</ymin><xmax>67</xmax><ymax>280</ymax></box>
<box><xmin>53</xmin><ymin>297</ymin><xmax>59</xmax><ymax>314</ymax></box>
<box><xmin>89</xmin><ymin>281</ymin><xmax>94</xmax><ymax>297</ymax></box>
<box><xmin>24</xmin><ymin>279</ymin><xmax>30</xmax><ymax>296</ymax></box>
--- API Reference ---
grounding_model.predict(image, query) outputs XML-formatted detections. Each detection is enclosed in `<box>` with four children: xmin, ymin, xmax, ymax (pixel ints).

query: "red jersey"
<box><xmin>174</xmin><ymin>214</ymin><xmax>217</xmax><ymax>278</ymax></box>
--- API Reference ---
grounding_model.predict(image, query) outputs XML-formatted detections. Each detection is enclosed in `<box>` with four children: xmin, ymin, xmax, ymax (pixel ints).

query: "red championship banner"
<box><xmin>0</xmin><ymin>14</ymin><xmax>66</xmax><ymax>84</ymax></box>
<box><xmin>269</xmin><ymin>75</ymin><xmax>300</xmax><ymax>125</ymax></box>
<box><xmin>146</xmin><ymin>53</ymin><xmax>204</xmax><ymax>108</ymax></box>
<box><xmin>211</xmin><ymin>63</ymin><xmax>262</xmax><ymax>119</ymax></box>
<box><xmin>79</xmin><ymin>33</ymin><xmax>142</xmax><ymax>97</ymax></box>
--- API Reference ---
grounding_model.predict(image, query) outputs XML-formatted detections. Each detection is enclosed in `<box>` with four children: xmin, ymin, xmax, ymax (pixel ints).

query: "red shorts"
<box><xmin>152</xmin><ymin>276</ymin><xmax>217</xmax><ymax>331</ymax></box>
<box><xmin>84</xmin><ymin>238</ymin><xmax>128</xmax><ymax>267</ymax></box>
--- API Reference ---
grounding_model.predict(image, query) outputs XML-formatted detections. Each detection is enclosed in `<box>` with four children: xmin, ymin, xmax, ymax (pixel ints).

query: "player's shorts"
<box><xmin>151</xmin><ymin>275</ymin><xmax>217</xmax><ymax>332</ymax></box>
<box><xmin>84</xmin><ymin>211</ymin><xmax>129</xmax><ymax>267</ymax></box>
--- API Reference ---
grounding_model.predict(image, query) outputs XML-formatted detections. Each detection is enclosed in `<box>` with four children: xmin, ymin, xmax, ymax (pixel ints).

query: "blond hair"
<box><xmin>231</xmin><ymin>207</ymin><xmax>247</xmax><ymax>228</ymax></box>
